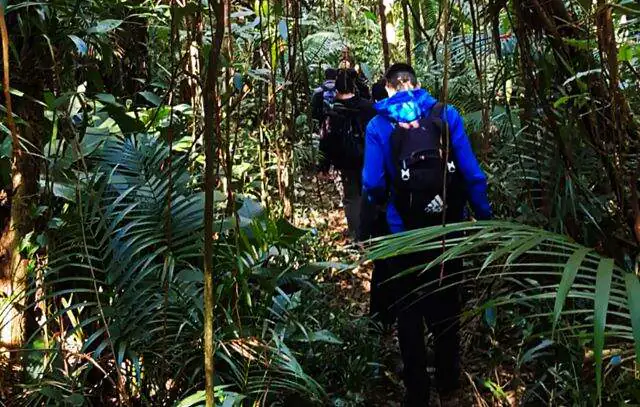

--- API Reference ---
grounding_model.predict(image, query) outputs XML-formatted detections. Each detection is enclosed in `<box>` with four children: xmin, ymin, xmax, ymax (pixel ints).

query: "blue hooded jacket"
<box><xmin>362</xmin><ymin>88</ymin><xmax>492</xmax><ymax>233</ymax></box>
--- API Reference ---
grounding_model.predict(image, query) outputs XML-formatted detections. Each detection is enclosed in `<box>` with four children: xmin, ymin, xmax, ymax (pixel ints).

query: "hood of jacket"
<box><xmin>373</xmin><ymin>88</ymin><xmax>437</xmax><ymax>123</ymax></box>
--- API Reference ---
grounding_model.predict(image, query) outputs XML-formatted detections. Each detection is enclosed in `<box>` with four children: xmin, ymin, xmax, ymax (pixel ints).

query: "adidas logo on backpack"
<box><xmin>425</xmin><ymin>195</ymin><xmax>444</xmax><ymax>214</ymax></box>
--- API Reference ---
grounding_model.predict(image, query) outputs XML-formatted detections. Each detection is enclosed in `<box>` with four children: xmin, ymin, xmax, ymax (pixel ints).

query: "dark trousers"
<box><xmin>340</xmin><ymin>169</ymin><xmax>362</xmax><ymax>241</ymax></box>
<box><xmin>392</xmin><ymin>252</ymin><xmax>462</xmax><ymax>406</ymax></box>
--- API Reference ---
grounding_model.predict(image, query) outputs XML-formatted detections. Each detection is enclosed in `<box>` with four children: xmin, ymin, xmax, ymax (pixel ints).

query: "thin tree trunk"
<box><xmin>379</xmin><ymin>0</ymin><xmax>391</xmax><ymax>70</ymax></box>
<box><xmin>410</xmin><ymin>0</ymin><xmax>422</xmax><ymax>59</ymax></box>
<box><xmin>402</xmin><ymin>0</ymin><xmax>412</xmax><ymax>64</ymax></box>
<box><xmin>187</xmin><ymin>13</ymin><xmax>204</xmax><ymax>143</ymax></box>
<box><xmin>202</xmin><ymin>0</ymin><xmax>225</xmax><ymax>404</ymax></box>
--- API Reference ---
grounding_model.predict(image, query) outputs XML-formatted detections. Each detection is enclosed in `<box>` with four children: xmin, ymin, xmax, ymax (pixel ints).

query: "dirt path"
<box><xmin>294</xmin><ymin>171</ymin><xmax>509</xmax><ymax>407</ymax></box>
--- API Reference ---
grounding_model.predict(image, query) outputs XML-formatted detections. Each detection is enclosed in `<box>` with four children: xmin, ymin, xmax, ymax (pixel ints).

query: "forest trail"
<box><xmin>294</xmin><ymin>170</ymin><xmax>514</xmax><ymax>406</ymax></box>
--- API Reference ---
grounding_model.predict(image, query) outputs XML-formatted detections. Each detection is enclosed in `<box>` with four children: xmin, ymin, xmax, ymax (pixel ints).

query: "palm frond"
<box><xmin>366</xmin><ymin>221</ymin><xmax>640</xmax><ymax>396</ymax></box>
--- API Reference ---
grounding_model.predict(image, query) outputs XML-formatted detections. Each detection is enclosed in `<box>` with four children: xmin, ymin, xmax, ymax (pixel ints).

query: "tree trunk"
<box><xmin>202</xmin><ymin>0</ymin><xmax>225</xmax><ymax>405</ymax></box>
<box><xmin>187</xmin><ymin>13</ymin><xmax>204</xmax><ymax>143</ymax></box>
<box><xmin>379</xmin><ymin>0</ymin><xmax>391</xmax><ymax>70</ymax></box>
<box><xmin>410</xmin><ymin>0</ymin><xmax>422</xmax><ymax>59</ymax></box>
<box><xmin>0</xmin><ymin>5</ymin><xmax>43</xmax><ymax>356</ymax></box>
<box><xmin>402</xmin><ymin>0</ymin><xmax>412</xmax><ymax>64</ymax></box>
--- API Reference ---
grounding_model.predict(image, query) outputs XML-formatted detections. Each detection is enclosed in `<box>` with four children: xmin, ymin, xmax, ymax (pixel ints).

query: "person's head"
<box><xmin>384</xmin><ymin>63</ymin><xmax>419</xmax><ymax>97</ymax></box>
<box><xmin>372</xmin><ymin>78</ymin><xmax>388</xmax><ymax>102</ymax></box>
<box><xmin>324</xmin><ymin>68</ymin><xmax>338</xmax><ymax>81</ymax></box>
<box><xmin>335</xmin><ymin>68</ymin><xmax>357</xmax><ymax>95</ymax></box>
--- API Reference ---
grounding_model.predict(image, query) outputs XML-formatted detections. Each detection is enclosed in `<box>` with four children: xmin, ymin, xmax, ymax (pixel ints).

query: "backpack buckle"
<box><xmin>447</xmin><ymin>161</ymin><xmax>456</xmax><ymax>173</ymax></box>
<box><xmin>401</xmin><ymin>168</ymin><xmax>410</xmax><ymax>181</ymax></box>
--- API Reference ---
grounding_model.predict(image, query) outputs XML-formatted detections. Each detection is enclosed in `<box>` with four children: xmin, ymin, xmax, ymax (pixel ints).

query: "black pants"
<box><xmin>392</xmin><ymin>251</ymin><xmax>462</xmax><ymax>406</ymax></box>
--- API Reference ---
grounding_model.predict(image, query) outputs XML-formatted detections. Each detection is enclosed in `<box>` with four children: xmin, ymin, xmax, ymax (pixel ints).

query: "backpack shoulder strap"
<box><xmin>429</xmin><ymin>102</ymin><xmax>445</xmax><ymax>129</ymax></box>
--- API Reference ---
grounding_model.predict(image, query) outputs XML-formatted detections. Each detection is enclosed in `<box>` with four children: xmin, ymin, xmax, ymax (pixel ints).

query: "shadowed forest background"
<box><xmin>0</xmin><ymin>0</ymin><xmax>639</xmax><ymax>405</ymax></box>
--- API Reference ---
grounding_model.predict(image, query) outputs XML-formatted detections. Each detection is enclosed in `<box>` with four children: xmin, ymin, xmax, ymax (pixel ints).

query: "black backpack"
<box><xmin>390</xmin><ymin>103</ymin><xmax>465</xmax><ymax>230</ymax></box>
<box><xmin>322</xmin><ymin>101</ymin><xmax>365</xmax><ymax>170</ymax></box>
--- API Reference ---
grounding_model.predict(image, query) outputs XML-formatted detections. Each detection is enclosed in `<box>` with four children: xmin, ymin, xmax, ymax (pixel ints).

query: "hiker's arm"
<box><xmin>361</xmin><ymin>121</ymin><xmax>386</xmax><ymax>204</ymax></box>
<box><xmin>447</xmin><ymin>106</ymin><xmax>492</xmax><ymax>220</ymax></box>
<box><xmin>359</xmin><ymin>120</ymin><xmax>386</xmax><ymax>240</ymax></box>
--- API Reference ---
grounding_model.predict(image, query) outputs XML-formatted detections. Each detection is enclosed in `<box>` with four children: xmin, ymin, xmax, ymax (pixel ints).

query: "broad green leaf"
<box><xmin>103</xmin><ymin>105</ymin><xmax>145</xmax><ymax>134</ymax></box>
<box><xmin>139</xmin><ymin>91</ymin><xmax>162</xmax><ymax>106</ymax></box>
<box><xmin>68</xmin><ymin>35</ymin><xmax>87</xmax><ymax>55</ymax></box>
<box><xmin>87</xmin><ymin>19</ymin><xmax>123</xmax><ymax>34</ymax></box>
<box><xmin>624</xmin><ymin>273</ymin><xmax>640</xmax><ymax>365</ymax></box>
<box><xmin>96</xmin><ymin>93</ymin><xmax>120</xmax><ymax>106</ymax></box>
<box><xmin>52</xmin><ymin>182</ymin><xmax>76</xmax><ymax>201</ymax></box>
<box><xmin>594</xmin><ymin>257</ymin><xmax>614</xmax><ymax>401</ymax></box>
<box><xmin>553</xmin><ymin>247</ymin><xmax>590</xmax><ymax>333</ymax></box>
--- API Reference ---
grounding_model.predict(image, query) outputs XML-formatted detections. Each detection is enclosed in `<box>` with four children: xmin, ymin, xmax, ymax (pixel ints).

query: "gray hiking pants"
<box><xmin>340</xmin><ymin>169</ymin><xmax>362</xmax><ymax>241</ymax></box>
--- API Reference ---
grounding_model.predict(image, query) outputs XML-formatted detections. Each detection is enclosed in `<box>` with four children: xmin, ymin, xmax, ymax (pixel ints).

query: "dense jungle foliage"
<box><xmin>0</xmin><ymin>0</ymin><xmax>639</xmax><ymax>405</ymax></box>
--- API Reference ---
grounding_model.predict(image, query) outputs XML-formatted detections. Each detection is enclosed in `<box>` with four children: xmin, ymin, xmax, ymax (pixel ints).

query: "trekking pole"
<box><xmin>439</xmin><ymin>0</ymin><xmax>452</xmax><ymax>285</ymax></box>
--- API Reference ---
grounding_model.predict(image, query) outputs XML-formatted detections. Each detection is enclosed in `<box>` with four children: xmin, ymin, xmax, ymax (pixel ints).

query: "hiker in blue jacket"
<box><xmin>360</xmin><ymin>63</ymin><xmax>491</xmax><ymax>406</ymax></box>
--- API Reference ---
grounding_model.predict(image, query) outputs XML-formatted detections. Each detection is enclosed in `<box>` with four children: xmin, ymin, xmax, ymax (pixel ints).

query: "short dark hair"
<box><xmin>325</xmin><ymin>68</ymin><xmax>338</xmax><ymax>80</ymax></box>
<box><xmin>384</xmin><ymin>63</ymin><xmax>417</xmax><ymax>90</ymax></box>
<box><xmin>372</xmin><ymin>79</ymin><xmax>388</xmax><ymax>102</ymax></box>
<box><xmin>336</xmin><ymin>68</ymin><xmax>356</xmax><ymax>94</ymax></box>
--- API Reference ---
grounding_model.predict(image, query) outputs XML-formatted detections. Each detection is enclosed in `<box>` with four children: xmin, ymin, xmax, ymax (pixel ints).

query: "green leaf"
<box><xmin>47</xmin><ymin>217</ymin><xmax>64</xmax><ymax>230</ymax></box>
<box><xmin>87</xmin><ymin>19</ymin><xmax>123</xmax><ymax>34</ymax></box>
<box><xmin>562</xmin><ymin>37</ymin><xmax>597</xmax><ymax>51</ymax></box>
<box><xmin>594</xmin><ymin>257</ymin><xmax>614</xmax><ymax>402</ymax></box>
<box><xmin>178</xmin><ymin>269</ymin><xmax>204</xmax><ymax>282</ymax></box>
<box><xmin>553</xmin><ymin>247</ymin><xmax>590</xmax><ymax>333</ymax></box>
<box><xmin>103</xmin><ymin>105</ymin><xmax>145</xmax><ymax>134</ymax></box>
<box><xmin>139</xmin><ymin>91</ymin><xmax>162</xmax><ymax>107</ymax></box>
<box><xmin>96</xmin><ymin>93</ymin><xmax>120</xmax><ymax>106</ymax></box>
<box><xmin>175</xmin><ymin>390</ymin><xmax>205</xmax><ymax>407</ymax></box>
<box><xmin>295</xmin><ymin>329</ymin><xmax>343</xmax><ymax>344</ymax></box>
<box><xmin>624</xmin><ymin>273</ymin><xmax>640</xmax><ymax>366</ymax></box>
<box><xmin>68</xmin><ymin>35</ymin><xmax>87</xmax><ymax>55</ymax></box>
<box><xmin>52</xmin><ymin>182</ymin><xmax>76</xmax><ymax>201</ymax></box>
<box><xmin>0</xmin><ymin>136</ymin><xmax>10</xmax><ymax>158</ymax></box>
<box><xmin>520</xmin><ymin>339</ymin><xmax>554</xmax><ymax>364</ymax></box>
<box><xmin>618</xmin><ymin>43</ymin><xmax>637</xmax><ymax>62</ymax></box>
<box><xmin>64</xmin><ymin>393</ymin><xmax>85</xmax><ymax>406</ymax></box>
<box><xmin>364</xmin><ymin>10</ymin><xmax>377</xmax><ymax>21</ymax></box>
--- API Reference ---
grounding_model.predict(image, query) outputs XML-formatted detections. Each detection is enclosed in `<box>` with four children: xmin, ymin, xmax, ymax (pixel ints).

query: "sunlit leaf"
<box><xmin>68</xmin><ymin>35</ymin><xmax>87</xmax><ymax>55</ymax></box>
<box><xmin>87</xmin><ymin>19</ymin><xmax>123</xmax><ymax>34</ymax></box>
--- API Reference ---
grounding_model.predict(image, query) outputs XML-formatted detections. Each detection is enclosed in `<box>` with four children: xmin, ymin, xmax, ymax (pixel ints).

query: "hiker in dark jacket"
<box><xmin>311</xmin><ymin>68</ymin><xmax>338</xmax><ymax>124</ymax></box>
<box><xmin>318</xmin><ymin>68</ymin><xmax>376</xmax><ymax>240</ymax></box>
<box><xmin>361</xmin><ymin>63</ymin><xmax>492</xmax><ymax>406</ymax></box>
